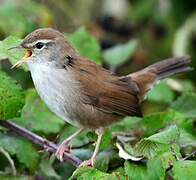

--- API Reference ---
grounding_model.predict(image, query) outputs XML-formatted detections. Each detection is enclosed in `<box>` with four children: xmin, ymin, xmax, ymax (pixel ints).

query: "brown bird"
<box><xmin>12</xmin><ymin>28</ymin><xmax>192</xmax><ymax>166</ymax></box>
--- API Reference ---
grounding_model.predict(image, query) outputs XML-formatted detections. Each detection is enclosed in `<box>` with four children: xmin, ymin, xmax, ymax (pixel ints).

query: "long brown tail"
<box><xmin>129</xmin><ymin>56</ymin><xmax>192</xmax><ymax>101</ymax></box>
<box><xmin>147</xmin><ymin>56</ymin><xmax>192</xmax><ymax>80</ymax></box>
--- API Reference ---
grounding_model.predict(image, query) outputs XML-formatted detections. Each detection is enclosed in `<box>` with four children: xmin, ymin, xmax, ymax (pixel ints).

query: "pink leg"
<box><xmin>80</xmin><ymin>127</ymin><xmax>105</xmax><ymax>167</ymax></box>
<box><xmin>56</xmin><ymin>128</ymin><xmax>83</xmax><ymax>161</ymax></box>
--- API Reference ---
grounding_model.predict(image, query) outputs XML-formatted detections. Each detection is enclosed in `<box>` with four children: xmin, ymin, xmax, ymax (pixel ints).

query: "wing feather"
<box><xmin>72</xmin><ymin>57</ymin><xmax>142</xmax><ymax>117</ymax></box>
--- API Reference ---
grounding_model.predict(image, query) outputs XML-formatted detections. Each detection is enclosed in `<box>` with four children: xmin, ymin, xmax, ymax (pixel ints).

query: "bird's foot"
<box><xmin>55</xmin><ymin>141</ymin><xmax>70</xmax><ymax>162</ymax></box>
<box><xmin>79</xmin><ymin>157</ymin><xmax>96</xmax><ymax>167</ymax></box>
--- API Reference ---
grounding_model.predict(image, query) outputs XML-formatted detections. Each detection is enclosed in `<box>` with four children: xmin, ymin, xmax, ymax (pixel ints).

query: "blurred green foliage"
<box><xmin>0</xmin><ymin>0</ymin><xmax>53</xmax><ymax>37</ymax></box>
<box><xmin>68</xmin><ymin>27</ymin><xmax>102</xmax><ymax>64</ymax></box>
<box><xmin>0</xmin><ymin>0</ymin><xmax>195</xmax><ymax>179</ymax></box>
<box><xmin>0</xmin><ymin>71</ymin><xmax>24</xmax><ymax>120</ymax></box>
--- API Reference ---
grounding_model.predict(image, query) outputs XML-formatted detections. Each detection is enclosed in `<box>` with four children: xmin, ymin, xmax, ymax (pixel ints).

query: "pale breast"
<box><xmin>28</xmin><ymin>62</ymin><xmax>82</xmax><ymax>127</ymax></box>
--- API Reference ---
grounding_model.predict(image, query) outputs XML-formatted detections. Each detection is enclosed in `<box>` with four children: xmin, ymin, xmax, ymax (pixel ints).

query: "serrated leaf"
<box><xmin>0</xmin><ymin>71</ymin><xmax>24</xmax><ymax>120</ymax></box>
<box><xmin>103</xmin><ymin>39</ymin><xmax>138</xmax><ymax>67</ymax></box>
<box><xmin>134</xmin><ymin>125</ymin><xmax>180</xmax><ymax>158</ymax></box>
<box><xmin>124</xmin><ymin>161</ymin><xmax>147</xmax><ymax>180</ymax></box>
<box><xmin>68</xmin><ymin>27</ymin><xmax>102</xmax><ymax>64</ymax></box>
<box><xmin>172</xmin><ymin>160</ymin><xmax>196</xmax><ymax>180</ymax></box>
<box><xmin>147</xmin><ymin>125</ymin><xmax>180</xmax><ymax>144</ymax></box>
<box><xmin>0</xmin><ymin>36</ymin><xmax>28</xmax><ymax>70</ymax></box>
<box><xmin>12</xmin><ymin>89</ymin><xmax>64</xmax><ymax>134</ymax></box>
<box><xmin>171</xmin><ymin>92</ymin><xmax>196</xmax><ymax>118</ymax></box>
<box><xmin>134</xmin><ymin>139</ymin><xmax>167</xmax><ymax>159</ymax></box>
<box><xmin>69</xmin><ymin>167</ymin><xmax>126</xmax><ymax>180</ymax></box>
<box><xmin>147</xmin><ymin>82</ymin><xmax>175</xmax><ymax>103</ymax></box>
<box><xmin>0</xmin><ymin>134</ymin><xmax>39</xmax><ymax>171</ymax></box>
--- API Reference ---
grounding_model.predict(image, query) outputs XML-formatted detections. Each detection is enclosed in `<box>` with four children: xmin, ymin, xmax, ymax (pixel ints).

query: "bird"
<box><xmin>12</xmin><ymin>28</ymin><xmax>192</xmax><ymax>166</ymax></box>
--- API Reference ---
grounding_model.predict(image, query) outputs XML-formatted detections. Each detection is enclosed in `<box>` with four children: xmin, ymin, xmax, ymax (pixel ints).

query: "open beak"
<box><xmin>11</xmin><ymin>48</ymin><xmax>32</xmax><ymax>69</ymax></box>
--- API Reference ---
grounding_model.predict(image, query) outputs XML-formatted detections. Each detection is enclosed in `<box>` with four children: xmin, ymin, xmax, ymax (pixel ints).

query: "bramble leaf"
<box><xmin>134</xmin><ymin>125</ymin><xmax>180</xmax><ymax>158</ymax></box>
<box><xmin>0</xmin><ymin>71</ymin><xmax>24</xmax><ymax>120</ymax></box>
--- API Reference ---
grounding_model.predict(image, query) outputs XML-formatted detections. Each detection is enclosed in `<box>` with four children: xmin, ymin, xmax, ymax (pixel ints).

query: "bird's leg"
<box><xmin>56</xmin><ymin>128</ymin><xmax>83</xmax><ymax>161</ymax></box>
<box><xmin>80</xmin><ymin>127</ymin><xmax>105</xmax><ymax>167</ymax></box>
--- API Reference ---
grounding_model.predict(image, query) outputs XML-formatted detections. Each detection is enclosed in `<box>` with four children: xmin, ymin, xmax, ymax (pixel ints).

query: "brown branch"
<box><xmin>0</xmin><ymin>120</ymin><xmax>82</xmax><ymax>167</ymax></box>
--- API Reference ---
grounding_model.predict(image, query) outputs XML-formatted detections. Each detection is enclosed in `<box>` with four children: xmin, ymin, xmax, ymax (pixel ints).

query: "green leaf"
<box><xmin>124</xmin><ymin>161</ymin><xmax>147</xmax><ymax>180</ymax></box>
<box><xmin>147</xmin><ymin>151</ymin><xmax>176</xmax><ymax>180</ymax></box>
<box><xmin>171</xmin><ymin>92</ymin><xmax>196</xmax><ymax>118</ymax></box>
<box><xmin>134</xmin><ymin>125</ymin><xmax>180</xmax><ymax>158</ymax></box>
<box><xmin>146</xmin><ymin>125</ymin><xmax>180</xmax><ymax>144</ymax></box>
<box><xmin>0</xmin><ymin>134</ymin><xmax>39</xmax><ymax>171</ymax></box>
<box><xmin>147</xmin><ymin>82</ymin><xmax>175</xmax><ymax>103</ymax></box>
<box><xmin>111</xmin><ymin>116</ymin><xmax>142</xmax><ymax>132</ymax></box>
<box><xmin>178</xmin><ymin>129</ymin><xmax>196</xmax><ymax>147</ymax></box>
<box><xmin>69</xmin><ymin>167</ymin><xmax>126</xmax><ymax>180</ymax></box>
<box><xmin>40</xmin><ymin>159</ymin><xmax>60</xmax><ymax>180</ymax></box>
<box><xmin>99</xmin><ymin>129</ymin><xmax>113</xmax><ymax>150</ymax></box>
<box><xmin>95</xmin><ymin>151</ymin><xmax>112</xmax><ymax>172</ymax></box>
<box><xmin>172</xmin><ymin>160</ymin><xmax>196</xmax><ymax>180</ymax></box>
<box><xmin>143</xmin><ymin>111</ymin><xmax>175</xmax><ymax>136</ymax></box>
<box><xmin>0</xmin><ymin>36</ymin><xmax>28</xmax><ymax>70</ymax></box>
<box><xmin>12</xmin><ymin>89</ymin><xmax>64</xmax><ymax>134</ymax></box>
<box><xmin>103</xmin><ymin>39</ymin><xmax>138</xmax><ymax>67</ymax></box>
<box><xmin>0</xmin><ymin>71</ymin><xmax>24</xmax><ymax>120</ymax></box>
<box><xmin>68</xmin><ymin>27</ymin><xmax>102</xmax><ymax>64</ymax></box>
<box><xmin>0</xmin><ymin>0</ymin><xmax>53</xmax><ymax>37</ymax></box>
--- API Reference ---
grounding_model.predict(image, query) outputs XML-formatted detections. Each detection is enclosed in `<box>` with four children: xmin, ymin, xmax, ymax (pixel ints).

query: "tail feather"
<box><xmin>148</xmin><ymin>56</ymin><xmax>192</xmax><ymax>80</ymax></box>
<box><xmin>129</xmin><ymin>56</ymin><xmax>192</xmax><ymax>102</ymax></box>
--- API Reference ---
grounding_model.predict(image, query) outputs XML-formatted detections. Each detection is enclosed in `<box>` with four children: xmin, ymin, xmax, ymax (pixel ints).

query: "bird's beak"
<box><xmin>10</xmin><ymin>47</ymin><xmax>32</xmax><ymax>69</ymax></box>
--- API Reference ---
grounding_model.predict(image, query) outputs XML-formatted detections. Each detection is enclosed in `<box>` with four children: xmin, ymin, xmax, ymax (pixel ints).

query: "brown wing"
<box><xmin>72</xmin><ymin>57</ymin><xmax>142</xmax><ymax>117</ymax></box>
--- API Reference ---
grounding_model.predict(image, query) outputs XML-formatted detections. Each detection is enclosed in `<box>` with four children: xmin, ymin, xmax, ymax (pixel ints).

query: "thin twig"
<box><xmin>0</xmin><ymin>120</ymin><xmax>82</xmax><ymax>167</ymax></box>
<box><xmin>0</xmin><ymin>147</ymin><xmax>16</xmax><ymax>175</ymax></box>
<box><xmin>183</xmin><ymin>150</ymin><xmax>196</xmax><ymax>160</ymax></box>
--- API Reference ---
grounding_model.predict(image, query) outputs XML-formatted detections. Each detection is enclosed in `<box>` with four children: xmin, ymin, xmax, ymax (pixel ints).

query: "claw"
<box><xmin>55</xmin><ymin>128</ymin><xmax>83</xmax><ymax>161</ymax></box>
<box><xmin>79</xmin><ymin>157</ymin><xmax>96</xmax><ymax>167</ymax></box>
<box><xmin>56</xmin><ymin>142</ymin><xmax>70</xmax><ymax>161</ymax></box>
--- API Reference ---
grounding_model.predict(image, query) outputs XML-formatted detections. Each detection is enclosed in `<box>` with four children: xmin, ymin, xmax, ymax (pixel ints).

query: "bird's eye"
<box><xmin>35</xmin><ymin>42</ymin><xmax>44</xmax><ymax>49</ymax></box>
